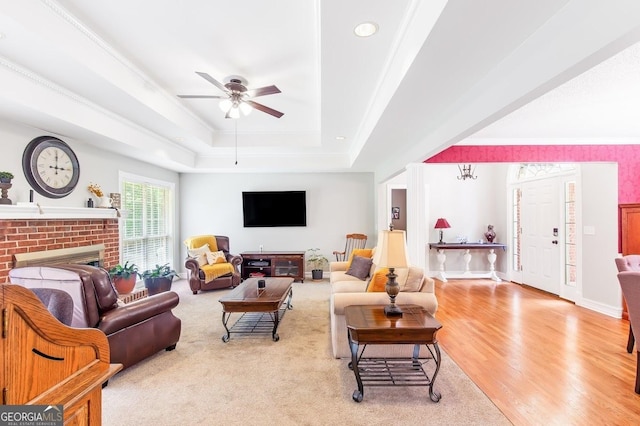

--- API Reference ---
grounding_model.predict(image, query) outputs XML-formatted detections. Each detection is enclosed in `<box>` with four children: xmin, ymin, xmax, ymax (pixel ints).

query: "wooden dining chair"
<box><xmin>333</xmin><ymin>233</ymin><xmax>367</xmax><ymax>261</ymax></box>
<box><xmin>616</xmin><ymin>271</ymin><xmax>640</xmax><ymax>394</ymax></box>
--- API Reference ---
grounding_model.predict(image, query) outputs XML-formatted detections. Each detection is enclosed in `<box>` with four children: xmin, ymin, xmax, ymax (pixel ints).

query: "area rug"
<box><xmin>102</xmin><ymin>280</ymin><xmax>510</xmax><ymax>425</ymax></box>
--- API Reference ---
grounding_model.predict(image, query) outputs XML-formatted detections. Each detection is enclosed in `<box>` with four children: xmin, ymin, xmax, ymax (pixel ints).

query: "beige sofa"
<box><xmin>329</xmin><ymin>260</ymin><xmax>438</xmax><ymax>358</ymax></box>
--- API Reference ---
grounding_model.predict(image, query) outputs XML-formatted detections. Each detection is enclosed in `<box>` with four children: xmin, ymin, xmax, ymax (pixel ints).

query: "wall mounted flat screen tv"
<box><xmin>242</xmin><ymin>191</ymin><xmax>307</xmax><ymax>227</ymax></box>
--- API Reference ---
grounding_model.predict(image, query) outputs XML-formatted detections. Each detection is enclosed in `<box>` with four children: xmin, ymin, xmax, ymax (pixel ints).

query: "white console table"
<box><xmin>428</xmin><ymin>243</ymin><xmax>507</xmax><ymax>282</ymax></box>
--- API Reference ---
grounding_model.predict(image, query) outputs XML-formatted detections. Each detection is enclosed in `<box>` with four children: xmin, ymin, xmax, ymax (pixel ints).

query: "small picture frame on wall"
<box><xmin>110</xmin><ymin>192</ymin><xmax>121</xmax><ymax>209</ymax></box>
<box><xmin>392</xmin><ymin>206</ymin><xmax>400</xmax><ymax>220</ymax></box>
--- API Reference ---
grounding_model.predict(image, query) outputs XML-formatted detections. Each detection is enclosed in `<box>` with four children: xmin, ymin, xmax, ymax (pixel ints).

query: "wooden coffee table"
<box><xmin>219</xmin><ymin>277</ymin><xmax>294</xmax><ymax>342</ymax></box>
<box><xmin>345</xmin><ymin>304</ymin><xmax>443</xmax><ymax>403</ymax></box>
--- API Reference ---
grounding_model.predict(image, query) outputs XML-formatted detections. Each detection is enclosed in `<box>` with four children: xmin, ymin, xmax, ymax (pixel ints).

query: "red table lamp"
<box><xmin>434</xmin><ymin>218</ymin><xmax>451</xmax><ymax>244</ymax></box>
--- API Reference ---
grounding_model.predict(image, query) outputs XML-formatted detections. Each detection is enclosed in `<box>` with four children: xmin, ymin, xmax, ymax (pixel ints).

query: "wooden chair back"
<box><xmin>333</xmin><ymin>233</ymin><xmax>367</xmax><ymax>261</ymax></box>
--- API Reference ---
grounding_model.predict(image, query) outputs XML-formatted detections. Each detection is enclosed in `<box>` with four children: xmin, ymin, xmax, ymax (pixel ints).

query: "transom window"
<box><xmin>515</xmin><ymin>163</ymin><xmax>576</xmax><ymax>180</ymax></box>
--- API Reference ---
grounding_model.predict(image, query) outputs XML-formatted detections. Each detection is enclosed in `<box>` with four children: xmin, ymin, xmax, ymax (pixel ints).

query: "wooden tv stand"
<box><xmin>241</xmin><ymin>251</ymin><xmax>305</xmax><ymax>282</ymax></box>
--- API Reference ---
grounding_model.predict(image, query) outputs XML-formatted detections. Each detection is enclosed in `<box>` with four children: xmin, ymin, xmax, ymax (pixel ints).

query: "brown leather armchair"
<box><xmin>184</xmin><ymin>235</ymin><xmax>242</xmax><ymax>294</ymax></box>
<box><xmin>9</xmin><ymin>264</ymin><xmax>181</xmax><ymax>370</ymax></box>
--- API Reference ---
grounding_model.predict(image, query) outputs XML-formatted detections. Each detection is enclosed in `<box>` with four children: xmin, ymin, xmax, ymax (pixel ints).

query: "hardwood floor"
<box><xmin>434</xmin><ymin>278</ymin><xmax>640</xmax><ymax>425</ymax></box>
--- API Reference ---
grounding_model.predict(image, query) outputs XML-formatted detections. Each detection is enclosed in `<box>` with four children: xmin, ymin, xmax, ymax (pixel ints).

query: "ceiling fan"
<box><xmin>178</xmin><ymin>72</ymin><xmax>284</xmax><ymax>119</ymax></box>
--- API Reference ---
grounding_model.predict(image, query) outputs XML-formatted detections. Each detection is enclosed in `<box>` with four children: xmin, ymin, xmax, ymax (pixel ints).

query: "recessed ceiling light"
<box><xmin>335</xmin><ymin>136</ymin><xmax>346</xmax><ymax>140</ymax></box>
<box><xmin>354</xmin><ymin>22</ymin><xmax>378</xmax><ymax>38</ymax></box>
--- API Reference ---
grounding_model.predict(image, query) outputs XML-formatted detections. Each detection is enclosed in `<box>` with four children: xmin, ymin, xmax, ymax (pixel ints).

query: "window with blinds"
<box><xmin>120</xmin><ymin>177</ymin><xmax>173</xmax><ymax>273</ymax></box>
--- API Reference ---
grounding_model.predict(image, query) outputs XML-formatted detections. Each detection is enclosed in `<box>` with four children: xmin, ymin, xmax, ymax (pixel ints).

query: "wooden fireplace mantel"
<box><xmin>0</xmin><ymin>204</ymin><xmax>120</xmax><ymax>220</ymax></box>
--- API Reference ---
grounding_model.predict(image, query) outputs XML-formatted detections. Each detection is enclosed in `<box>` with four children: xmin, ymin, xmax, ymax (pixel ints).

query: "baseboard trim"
<box><xmin>577</xmin><ymin>297</ymin><xmax>622</xmax><ymax>318</ymax></box>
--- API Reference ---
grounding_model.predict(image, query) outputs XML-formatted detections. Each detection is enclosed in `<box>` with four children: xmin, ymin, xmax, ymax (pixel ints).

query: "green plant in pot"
<box><xmin>306</xmin><ymin>248</ymin><xmax>328</xmax><ymax>281</ymax></box>
<box><xmin>141</xmin><ymin>263</ymin><xmax>177</xmax><ymax>295</ymax></box>
<box><xmin>0</xmin><ymin>171</ymin><xmax>14</xmax><ymax>183</ymax></box>
<box><xmin>108</xmin><ymin>261</ymin><xmax>140</xmax><ymax>295</ymax></box>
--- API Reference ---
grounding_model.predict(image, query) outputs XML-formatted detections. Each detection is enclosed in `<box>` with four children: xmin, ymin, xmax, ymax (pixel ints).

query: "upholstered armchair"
<box><xmin>616</xmin><ymin>255</ymin><xmax>640</xmax><ymax>353</ymax></box>
<box><xmin>184</xmin><ymin>235</ymin><xmax>242</xmax><ymax>294</ymax></box>
<box><xmin>617</xmin><ymin>271</ymin><xmax>640</xmax><ymax>394</ymax></box>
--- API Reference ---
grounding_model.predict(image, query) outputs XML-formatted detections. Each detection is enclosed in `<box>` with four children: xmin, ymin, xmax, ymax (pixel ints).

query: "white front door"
<box><xmin>521</xmin><ymin>177</ymin><xmax>562</xmax><ymax>295</ymax></box>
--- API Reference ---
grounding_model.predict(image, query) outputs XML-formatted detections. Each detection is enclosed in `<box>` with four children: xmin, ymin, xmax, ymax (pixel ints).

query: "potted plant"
<box><xmin>108</xmin><ymin>261</ymin><xmax>140</xmax><ymax>294</ymax></box>
<box><xmin>0</xmin><ymin>171</ymin><xmax>14</xmax><ymax>183</ymax></box>
<box><xmin>141</xmin><ymin>263</ymin><xmax>178</xmax><ymax>295</ymax></box>
<box><xmin>306</xmin><ymin>248</ymin><xmax>329</xmax><ymax>281</ymax></box>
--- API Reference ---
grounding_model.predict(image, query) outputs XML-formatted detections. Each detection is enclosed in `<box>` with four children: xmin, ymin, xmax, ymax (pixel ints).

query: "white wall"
<box><xmin>423</xmin><ymin>164</ymin><xmax>509</xmax><ymax>273</ymax></box>
<box><xmin>579</xmin><ymin>163</ymin><xmax>620</xmax><ymax>315</ymax></box>
<box><xmin>179</xmin><ymin>172</ymin><xmax>375</xmax><ymax>273</ymax></box>
<box><xmin>0</xmin><ymin>119</ymin><xmax>182</xmax><ymax>269</ymax></box>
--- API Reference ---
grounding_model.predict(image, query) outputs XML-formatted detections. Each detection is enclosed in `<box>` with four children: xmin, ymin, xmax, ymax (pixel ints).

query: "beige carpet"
<box><xmin>103</xmin><ymin>279</ymin><xmax>510</xmax><ymax>425</ymax></box>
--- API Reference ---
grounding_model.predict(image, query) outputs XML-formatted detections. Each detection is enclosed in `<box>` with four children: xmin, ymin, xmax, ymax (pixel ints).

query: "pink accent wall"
<box><xmin>425</xmin><ymin>145</ymin><xmax>640</xmax><ymax>204</ymax></box>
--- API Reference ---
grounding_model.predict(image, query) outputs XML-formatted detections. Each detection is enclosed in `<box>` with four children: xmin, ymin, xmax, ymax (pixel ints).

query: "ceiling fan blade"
<box><xmin>195</xmin><ymin>71</ymin><xmax>228</xmax><ymax>93</ymax></box>
<box><xmin>245</xmin><ymin>85</ymin><xmax>281</xmax><ymax>98</ymax></box>
<box><xmin>177</xmin><ymin>95</ymin><xmax>226</xmax><ymax>99</ymax></box>
<box><xmin>244</xmin><ymin>100</ymin><xmax>284</xmax><ymax>118</ymax></box>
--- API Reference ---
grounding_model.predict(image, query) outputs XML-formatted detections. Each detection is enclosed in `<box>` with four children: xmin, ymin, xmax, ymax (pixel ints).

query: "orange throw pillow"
<box><xmin>346</xmin><ymin>248</ymin><xmax>373</xmax><ymax>268</ymax></box>
<box><xmin>367</xmin><ymin>268</ymin><xmax>390</xmax><ymax>292</ymax></box>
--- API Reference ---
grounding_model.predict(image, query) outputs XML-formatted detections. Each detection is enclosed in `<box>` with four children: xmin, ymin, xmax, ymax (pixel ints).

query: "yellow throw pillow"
<box><xmin>346</xmin><ymin>248</ymin><xmax>373</xmax><ymax>268</ymax></box>
<box><xmin>367</xmin><ymin>267</ymin><xmax>389</xmax><ymax>292</ymax></box>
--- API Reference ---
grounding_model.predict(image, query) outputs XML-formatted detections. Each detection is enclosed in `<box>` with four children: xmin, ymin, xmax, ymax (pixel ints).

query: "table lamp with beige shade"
<box><xmin>372</xmin><ymin>229</ymin><xmax>410</xmax><ymax>317</ymax></box>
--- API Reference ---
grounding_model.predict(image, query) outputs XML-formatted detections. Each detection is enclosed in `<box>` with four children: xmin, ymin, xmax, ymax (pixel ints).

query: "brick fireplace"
<box><xmin>0</xmin><ymin>218</ymin><xmax>119</xmax><ymax>284</ymax></box>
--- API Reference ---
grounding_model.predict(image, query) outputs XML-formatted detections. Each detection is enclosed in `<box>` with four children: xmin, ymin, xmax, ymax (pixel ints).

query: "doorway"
<box><xmin>521</xmin><ymin>177</ymin><xmax>562</xmax><ymax>294</ymax></box>
<box><xmin>390</xmin><ymin>187</ymin><xmax>407</xmax><ymax>231</ymax></box>
<box><xmin>510</xmin><ymin>164</ymin><xmax>579</xmax><ymax>302</ymax></box>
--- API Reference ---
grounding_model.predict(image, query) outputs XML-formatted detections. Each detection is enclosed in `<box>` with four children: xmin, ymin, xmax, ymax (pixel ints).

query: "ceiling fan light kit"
<box><xmin>218</xmin><ymin>98</ymin><xmax>232</xmax><ymax>112</ymax></box>
<box><xmin>178</xmin><ymin>72</ymin><xmax>283</xmax><ymax>119</ymax></box>
<box><xmin>218</xmin><ymin>98</ymin><xmax>252</xmax><ymax>117</ymax></box>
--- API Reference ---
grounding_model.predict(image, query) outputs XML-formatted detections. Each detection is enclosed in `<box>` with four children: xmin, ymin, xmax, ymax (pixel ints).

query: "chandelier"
<box><xmin>457</xmin><ymin>164</ymin><xmax>477</xmax><ymax>180</ymax></box>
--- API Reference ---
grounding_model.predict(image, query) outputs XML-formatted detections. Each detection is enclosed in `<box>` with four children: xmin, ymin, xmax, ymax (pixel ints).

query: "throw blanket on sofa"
<box><xmin>184</xmin><ymin>235</ymin><xmax>218</xmax><ymax>252</ymax></box>
<box><xmin>201</xmin><ymin>263</ymin><xmax>235</xmax><ymax>282</ymax></box>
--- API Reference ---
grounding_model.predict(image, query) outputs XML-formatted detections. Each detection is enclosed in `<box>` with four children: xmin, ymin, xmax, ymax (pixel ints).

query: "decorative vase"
<box><xmin>144</xmin><ymin>276</ymin><xmax>173</xmax><ymax>296</ymax></box>
<box><xmin>112</xmin><ymin>276</ymin><xmax>137</xmax><ymax>294</ymax></box>
<box><xmin>97</xmin><ymin>196</ymin><xmax>113</xmax><ymax>208</ymax></box>
<box><xmin>484</xmin><ymin>225</ymin><xmax>496</xmax><ymax>243</ymax></box>
<box><xmin>0</xmin><ymin>182</ymin><xmax>12</xmax><ymax>205</ymax></box>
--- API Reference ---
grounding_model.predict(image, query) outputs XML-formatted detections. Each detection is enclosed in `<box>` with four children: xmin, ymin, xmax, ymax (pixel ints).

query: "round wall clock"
<box><xmin>22</xmin><ymin>136</ymin><xmax>80</xmax><ymax>198</ymax></box>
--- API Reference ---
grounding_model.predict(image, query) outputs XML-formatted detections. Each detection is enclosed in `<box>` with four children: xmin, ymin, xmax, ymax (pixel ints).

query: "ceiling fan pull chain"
<box><xmin>235</xmin><ymin>120</ymin><xmax>238</xmax><ymax>165</ymax></box>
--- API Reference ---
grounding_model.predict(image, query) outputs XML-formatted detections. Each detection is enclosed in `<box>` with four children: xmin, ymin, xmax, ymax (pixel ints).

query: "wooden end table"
<box><xmin>345</xmin><ymin>304</ymin><xmax>443</xmax><ymax>403</ymax></box>
<box><xmin>218</xmin><ymin>277</ymin><xmax>294</xmax><ymax>342</ymax></box>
